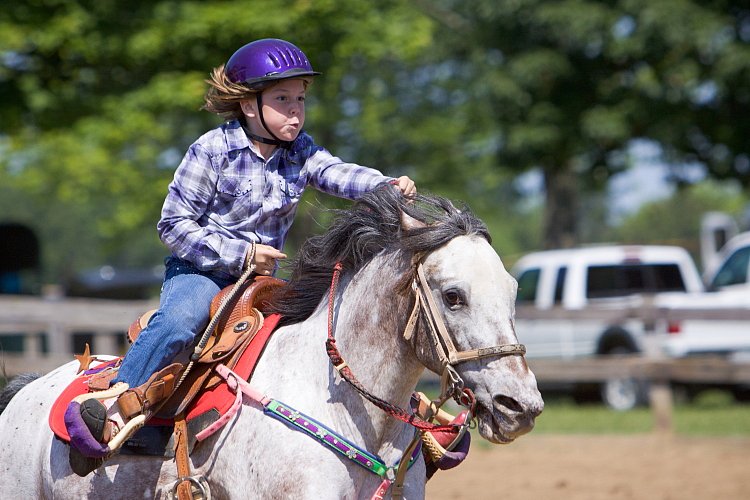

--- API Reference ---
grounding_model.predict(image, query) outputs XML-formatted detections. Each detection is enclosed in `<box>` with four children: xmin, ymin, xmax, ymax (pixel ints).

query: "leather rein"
<box><xmin>324</xmin><ymin>258</ymin><xmax>527</xmax><ymax>433</ymax></box>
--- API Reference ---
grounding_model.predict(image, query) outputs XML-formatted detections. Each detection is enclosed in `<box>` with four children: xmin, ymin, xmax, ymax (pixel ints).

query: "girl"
<box><xmin>66</xmin><ymin>38</ymin><xmax>416</xmax><ymax>460</ymax></box>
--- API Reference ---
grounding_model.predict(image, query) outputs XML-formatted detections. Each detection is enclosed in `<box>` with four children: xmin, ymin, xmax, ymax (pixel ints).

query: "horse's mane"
<box><xmin>264</xmin><ymin>186</ymin><xmax>490</xmax><ymax>326</ymax></box>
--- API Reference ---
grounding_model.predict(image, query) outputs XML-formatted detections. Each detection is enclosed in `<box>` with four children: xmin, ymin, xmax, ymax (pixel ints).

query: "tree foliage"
<box><xmin>0</xmin><ymin>0</ymin><xmax>442</xmax><ymax>281</ymax></box>
<box><xmin>416</xmin><ymin>0</ymin><xmax>750</xmax><ymax>247</ymax></box>
<box><xmin>2</xmin><ymin>0</ymin><xmax>750</xmax><ymax>285</ymax></box>
<box><xmin>614</xmin><ymin>180</ymin><xmax>748</xmax><ymax>268</ymax></box>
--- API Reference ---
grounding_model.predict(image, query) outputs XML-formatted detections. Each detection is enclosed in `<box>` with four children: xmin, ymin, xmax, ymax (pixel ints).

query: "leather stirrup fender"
<box><xmin>117</xmin><ymin>363</ymin><xmax>183</xmax><ymax>420</ymax></box>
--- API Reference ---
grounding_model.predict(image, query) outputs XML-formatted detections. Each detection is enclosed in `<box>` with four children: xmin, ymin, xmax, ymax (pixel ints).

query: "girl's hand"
<box><xmin>394</xmin><ymin>176</ymin><xmax>417</xmax><ymax>196</ymax></box>
<box><xmin>246</xmin><ymin>244</ymin><xmax>287</xmax><ymax>275</ymax></box>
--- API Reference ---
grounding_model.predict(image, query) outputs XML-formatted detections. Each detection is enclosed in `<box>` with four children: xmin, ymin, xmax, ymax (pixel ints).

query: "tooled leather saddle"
<box><xmin>144</xmin><ymin>275</ymin><xmax>284</xmax><ymax>418</ymax></box>
<box><xmin>49</xmin><ymin>276</ymin><xmax>285</xmax><ymax>456</ymax></box>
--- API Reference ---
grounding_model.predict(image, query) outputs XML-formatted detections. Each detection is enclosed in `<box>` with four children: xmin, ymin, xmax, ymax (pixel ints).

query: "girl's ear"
<box><xmin>240</xmin><ymin>99</ymin><xmax>256</xmax><ymax>117</ymax></box>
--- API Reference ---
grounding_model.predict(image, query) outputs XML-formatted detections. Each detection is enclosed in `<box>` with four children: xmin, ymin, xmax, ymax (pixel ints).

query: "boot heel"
<box><xmin>80</xmin><ymin>399</ymin><xmax>107</xmax><ymax>442</ymax></box>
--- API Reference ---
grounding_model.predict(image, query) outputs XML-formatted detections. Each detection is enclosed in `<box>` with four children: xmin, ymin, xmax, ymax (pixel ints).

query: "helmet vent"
<box><xmin>268</xmin><ymin>52</ymin><xmax>282</xmax><ymax>69</ymax></box>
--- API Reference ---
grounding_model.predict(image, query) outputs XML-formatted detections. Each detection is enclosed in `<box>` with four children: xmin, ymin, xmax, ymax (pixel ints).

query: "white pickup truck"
<box><xmin>656</xmin><ymin>230</ymin><xmax>750</xmax><ymax>358</ymax></box>
<box><xmin>512</xmin><ymin>244</ymin><xmax>705</xmax><ymax>410</ymax></box>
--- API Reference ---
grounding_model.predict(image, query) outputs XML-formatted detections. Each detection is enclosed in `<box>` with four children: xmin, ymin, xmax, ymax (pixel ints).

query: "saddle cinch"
<box><xmin>50</xmin><ymin>276</ymin><xmax>285</xmax><ymax>458</ymax></box>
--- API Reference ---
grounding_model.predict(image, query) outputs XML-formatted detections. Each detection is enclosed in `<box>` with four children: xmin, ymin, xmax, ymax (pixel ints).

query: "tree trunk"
<box><xmin>542</xmin><ymin>167</ymin><xmax>579</xmax><ymax>249</ymax></box>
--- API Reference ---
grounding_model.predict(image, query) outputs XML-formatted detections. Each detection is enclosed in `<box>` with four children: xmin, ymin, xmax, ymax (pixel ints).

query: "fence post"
<box><xmin>648</xmin><ymin>360</ymin><xmax>674</xmax><ymax>434</ymax></box>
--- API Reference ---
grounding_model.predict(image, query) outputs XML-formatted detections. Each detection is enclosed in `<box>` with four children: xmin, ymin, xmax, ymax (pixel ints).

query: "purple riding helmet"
<box><xmin>226</xmin><ymin>38</ymin><xmax>321</xmax><ymax>147</ymax></box>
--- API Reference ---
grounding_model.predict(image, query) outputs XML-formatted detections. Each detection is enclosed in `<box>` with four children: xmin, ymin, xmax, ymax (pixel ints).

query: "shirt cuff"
<box><xmin>224</xmin><ymin>238</ymin><xmax>252</xmax><ymax>277</ymax></box>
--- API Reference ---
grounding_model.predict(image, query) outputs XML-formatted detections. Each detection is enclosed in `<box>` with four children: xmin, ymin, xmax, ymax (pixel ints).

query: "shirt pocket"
<box><xmin>214</xmin><ymin>174</ymin><xmax>261</xmax><ymax>222</ymax></box>
<box><xmin>279</xmin><ymin>176</ymin><xmax>307</xmax><ymax>206</ymax></box>
<box><xmin>284</xmin><ymin>176</ymin><xmax>305</xmax><ymax>197</ymax></box>
<box><xmin>216</xmin><ymin>175</ymin><xmax>253</xmax><ymax>197</ymax></box>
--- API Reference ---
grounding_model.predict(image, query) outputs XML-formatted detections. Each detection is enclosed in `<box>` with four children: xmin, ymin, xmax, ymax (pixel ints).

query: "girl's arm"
<box><xmin>158</xmin><ymin>143</ymin><xmax>251</xmax><ymax>277</ymax></box>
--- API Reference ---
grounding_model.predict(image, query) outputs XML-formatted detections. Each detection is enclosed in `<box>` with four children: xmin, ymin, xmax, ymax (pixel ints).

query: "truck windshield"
<box><xmin>710</xmin><ymin>247</ymin><xmax>750</xmax><ymax>289</ymax></box>
<box><xmin>586</xmin><ymin>264</ymin><xmax>686</xmax><ymax>298</ymax></box>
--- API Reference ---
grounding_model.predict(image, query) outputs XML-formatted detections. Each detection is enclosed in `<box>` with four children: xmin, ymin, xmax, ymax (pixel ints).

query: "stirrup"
<box><xmin>72</xmin><ymin>382</ymin><xmax>130</xmax><ymax>404</ymax></box>
<box><xmin>65</xmin><ymin>383</ymin><xmax>130</xmax><ymax>459</ymax></box>
<box><xmin>66</xmin><ymin>363</ymin><xmax>182</xmax><ymax>460</ymax></box>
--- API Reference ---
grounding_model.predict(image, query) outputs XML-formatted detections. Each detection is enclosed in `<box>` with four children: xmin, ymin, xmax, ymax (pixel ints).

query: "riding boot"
<box><xmin>65</xmin><ymin>363</ymin><xmax>183</xmax><ymax>463</ymax></box>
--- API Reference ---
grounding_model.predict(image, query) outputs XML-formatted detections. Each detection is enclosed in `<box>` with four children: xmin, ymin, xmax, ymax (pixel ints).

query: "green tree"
<box><xmin>0</xmin><ymin>0</ymin><xmax>441</xmax><ymax>282</ymax></box>
<box><xmin>612</xmin><ymin>180</ymin><xmax>748</xmax><ymax>267</ymax></box>
<box><xmin>5</xmin><ymin>0</ymin><xmax>750</xmax><ymax>288</ymax></box>
<box><xmin>415</xmin><ymin>0</ymin><xmax>750</xmax><ymax>248</ymax></box>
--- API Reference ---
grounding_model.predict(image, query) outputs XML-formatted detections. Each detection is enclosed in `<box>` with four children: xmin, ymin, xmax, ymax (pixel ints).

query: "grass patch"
<box><xmin>535</xmin><ymin>390</ymin><xmax>750</xmax><ymax>436</ymax></box>
<box><xmin>417</xmin><ymin>382</ymin><xmax>750</xmax><ymax>437</ymax></box>
<box><xmin>672</xmin><ymin>390</ymin><xmax>750</xmax><ymax>435</ymax></box>
<box><xmin>534</xmin><ymin>403</ymin><xmax>654</xmax><ymax>434</ymax></box>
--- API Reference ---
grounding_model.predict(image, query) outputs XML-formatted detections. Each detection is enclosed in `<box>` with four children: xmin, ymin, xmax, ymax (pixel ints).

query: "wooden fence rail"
<box><xmin>2</xmin><ymin>295</ymin><xmax>749</xmax><ymax>433</ymax></box>
<box><xmin>529</xmin><ymin>356</ymin><xmax>750</xmax><ymax>385</ymax></box>
<box><xmin>0</xmin><ymin>295</ymin><xmax>156</xmax><ymax>377</ymax></box>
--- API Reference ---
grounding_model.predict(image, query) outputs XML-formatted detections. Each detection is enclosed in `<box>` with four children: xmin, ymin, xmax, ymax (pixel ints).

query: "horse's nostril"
<box><xmin>494</xmin><ymin>394</ymin><xmax>523</xmax><ymax>413</ymax></box>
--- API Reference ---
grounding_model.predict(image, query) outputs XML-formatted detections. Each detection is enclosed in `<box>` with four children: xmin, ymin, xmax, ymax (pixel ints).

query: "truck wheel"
<box><xmin>601</xmin><ymin>376</ymin><xmax>642</xmax><ymax>411</ymax></box>
<box><xmin>600</xmin><ymin>346</ymin><xmax>647</xmax><ymax>411</ymax></box>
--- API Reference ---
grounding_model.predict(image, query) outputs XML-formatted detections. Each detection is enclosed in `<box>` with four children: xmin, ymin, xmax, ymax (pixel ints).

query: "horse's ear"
<box><xmin>400</xmin><ymin>210</ymin><xmax>427</xmax><ymax>231</ymax></box>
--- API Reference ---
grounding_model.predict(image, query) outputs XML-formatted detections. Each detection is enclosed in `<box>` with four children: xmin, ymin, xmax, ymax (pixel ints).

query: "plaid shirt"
<box><xmin>158</xmin><ymin>119</ymin><xmax>393</xmax><ymax>278</ymax></box>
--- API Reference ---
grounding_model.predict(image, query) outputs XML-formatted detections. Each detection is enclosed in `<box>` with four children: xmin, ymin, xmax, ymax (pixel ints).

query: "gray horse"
<box><xmin>0</xmin><ymin>189</ymin><xmax>543</xmax><ymax>499</ymax></box>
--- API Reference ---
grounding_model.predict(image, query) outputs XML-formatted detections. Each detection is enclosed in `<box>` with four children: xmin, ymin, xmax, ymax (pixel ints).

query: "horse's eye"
<box><xmin>443</xmin><ymin>289</ymin><xmax>464</xmax><ymax>309</ymax></box>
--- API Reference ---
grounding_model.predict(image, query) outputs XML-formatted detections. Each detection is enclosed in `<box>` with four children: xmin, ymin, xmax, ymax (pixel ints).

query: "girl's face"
<box><xmin>242</xmin><ymin>78</ymin><xmax>307</xmax><ymax>143</ymax></box>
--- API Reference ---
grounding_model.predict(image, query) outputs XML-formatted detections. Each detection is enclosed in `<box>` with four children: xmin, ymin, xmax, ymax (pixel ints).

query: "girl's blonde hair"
<box><xmin>202</xmin><ymin>64</ymin><xmax>256</xmax><ymax>120</ymax></box>
<box><xmin>202</xmin><ymin>64</ymin><xmax>314</xmax><ymax>120</ymax></box>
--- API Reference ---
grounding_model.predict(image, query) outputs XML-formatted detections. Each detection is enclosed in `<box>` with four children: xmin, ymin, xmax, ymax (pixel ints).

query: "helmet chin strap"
<box><xmin>245</xmin><ymin>93</ymin><xmax>293</xmax><ymax>149</ymax></box>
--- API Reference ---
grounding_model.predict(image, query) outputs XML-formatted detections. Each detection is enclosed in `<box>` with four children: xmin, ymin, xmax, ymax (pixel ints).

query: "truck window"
<box><xmin>586</xmin><ymin>264</ymin><xmax>686</xmax><ymax>298</ymax></box>
<box><xmin>649</xmin><ymin>264</ymin><xmax>687</xmax><ymax>291</ymax></box>
<box><xmin>711</xmin><ymin>247</ymin><xmax>750</xmax><ymax>288</ymax></box>
<box><xmin>516</xmin><ymin>269</ymin><xmax>540</xmax><ymax>303</ymax></box>
<box><xmin>553</xmin><ymin>267</ymin><xmax>567</xmax><ymax>304</ymax></box>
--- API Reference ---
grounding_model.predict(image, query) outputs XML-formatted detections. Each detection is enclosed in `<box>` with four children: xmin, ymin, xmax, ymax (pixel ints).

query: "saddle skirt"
<box><xmin>49</xmin><ymin>277</ymin><xmax>285</xmax><ymax>457</ymax></box>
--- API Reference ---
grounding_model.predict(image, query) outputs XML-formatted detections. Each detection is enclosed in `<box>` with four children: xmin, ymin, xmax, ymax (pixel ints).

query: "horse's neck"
<box><xmin>261</xmin><ymin>257</ymin><xmax>423</xmax><ymax>457</ymax></box>
<box><xmin>329</xmin><ymin>260</ymin><xmax>424</xmax><ymax>449</ymax></box>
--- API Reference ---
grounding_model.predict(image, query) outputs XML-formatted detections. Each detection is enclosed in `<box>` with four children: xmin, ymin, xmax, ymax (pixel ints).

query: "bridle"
<box><xmin>204</xmin><ymin>250</ymin><xmax>527</xmax><ymax>500</ymax></box>
<box><xmin>404</xmin><ymin>262</ymin><xmax>526</xmax><ymax>404</ymax></box>
<box><xmin>325</xmin><ymin>256</ymin><xmax>527</xmax><ymax>431</ymax></box>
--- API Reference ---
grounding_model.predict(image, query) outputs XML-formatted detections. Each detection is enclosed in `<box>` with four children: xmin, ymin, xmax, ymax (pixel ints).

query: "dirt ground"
<box><xmin>426</xmin><ymin>434</ymin><xmax>750</xmax><ymax>499</ymax></box>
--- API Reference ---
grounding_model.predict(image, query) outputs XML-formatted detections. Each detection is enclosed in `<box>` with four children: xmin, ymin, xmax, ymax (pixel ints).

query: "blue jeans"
<box><xmin>113</xmin><ymin>256</ymin><xmax>235</xmax><ymax>388</ymax></box>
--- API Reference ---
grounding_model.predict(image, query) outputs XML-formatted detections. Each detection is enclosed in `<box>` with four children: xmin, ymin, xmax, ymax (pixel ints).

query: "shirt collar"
<box><xmin>225</xmin><ymin>119</ymin><xmax>252</xmax><ymax>152</ymax></box>
<box><xmin>225</xmin><ymin>119</ymin><xmax>277</xmax><ymax>161</ymax></box>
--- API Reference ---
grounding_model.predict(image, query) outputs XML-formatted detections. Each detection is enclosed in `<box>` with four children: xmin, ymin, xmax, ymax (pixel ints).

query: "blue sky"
<box><xmin>514</xmin><ymin>139</ymin><xmax>707</xmax><ymax>222</ymax></box>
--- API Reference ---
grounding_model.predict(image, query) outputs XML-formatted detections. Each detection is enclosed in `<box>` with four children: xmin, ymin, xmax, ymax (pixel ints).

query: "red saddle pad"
<box><xmin>49</xmin><ymin>313</ymin><xmax>281</xmax><ymax>442</ymax></box>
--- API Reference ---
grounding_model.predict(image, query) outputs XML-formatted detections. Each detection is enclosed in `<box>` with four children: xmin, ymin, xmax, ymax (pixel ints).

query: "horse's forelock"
<box><xmin>264</xmin><ymin>187</ymin><xmax>489</xmax><ymax>324</ymax></box>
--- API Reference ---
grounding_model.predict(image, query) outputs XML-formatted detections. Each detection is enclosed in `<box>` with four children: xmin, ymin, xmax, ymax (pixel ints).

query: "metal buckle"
<box><xmin>385</xmin><ymin>467</ymin><xmax>396</xmax><ymax>482</ymax></box>
<box><xmin>169</xmin><ymin>475</ymin><xmax>211</xmax><ymax>499</ymax></box>
<box><xmin>445</xmin><ymin>365</ymin><xmax>464</xmax><ymax>394</ymax></box>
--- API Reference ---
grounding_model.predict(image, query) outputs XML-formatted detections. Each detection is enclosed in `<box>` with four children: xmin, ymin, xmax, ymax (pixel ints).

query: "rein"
<box><xmin>325</xmin><ymin>263</ymin><xmax>457</xmax><ymax>433</ymax></box>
